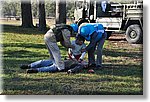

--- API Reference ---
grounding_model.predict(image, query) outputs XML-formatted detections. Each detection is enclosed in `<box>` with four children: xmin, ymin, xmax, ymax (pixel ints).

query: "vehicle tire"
<box><xmin>125</xmin><ymin>24</ymin><xmax>142</xmax><ymax>44</ymax></box>
<box><xmin>106</xmin><ymin>32</ymin><xmax>112</xmax><ymax>40</ymax></box>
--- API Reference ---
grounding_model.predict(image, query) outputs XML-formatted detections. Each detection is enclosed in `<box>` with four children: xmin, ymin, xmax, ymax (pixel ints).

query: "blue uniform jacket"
<box><xmin>83</xmin><ymin>24</ymin><xmax>105</xmax><ymax>51</ymax></box>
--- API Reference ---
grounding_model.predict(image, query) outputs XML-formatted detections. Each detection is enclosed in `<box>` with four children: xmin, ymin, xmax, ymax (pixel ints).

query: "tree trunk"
<box><xmin>21</xmin><ymin>0</ymin><xmax>34</xmax><ymax>28</ymax></box>
<box><xmin>55</xmin><ymin>0</ymin><xmax>66</xmax><ymax>24</ymax></box>
<box><xmin>39</xmin><ymin>0</ymin><xmax>46</xmax><ymax>31</ymax></box>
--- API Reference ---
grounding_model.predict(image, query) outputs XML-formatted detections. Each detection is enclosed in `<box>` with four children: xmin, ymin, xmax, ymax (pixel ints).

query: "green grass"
<box><xmin>0</xmin><ymin>22</ymin><xmax>143</xmax><ymax>95</ymax></box>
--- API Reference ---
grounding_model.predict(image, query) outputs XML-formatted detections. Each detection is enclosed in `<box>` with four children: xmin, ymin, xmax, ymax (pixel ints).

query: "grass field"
<box><xmin>0</xmin><ymin>19</ymin><xmax>143</xmax><ymax>95</ymax></box>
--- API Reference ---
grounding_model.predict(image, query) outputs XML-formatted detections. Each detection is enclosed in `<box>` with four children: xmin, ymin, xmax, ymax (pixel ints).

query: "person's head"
<box><xmin>79</xmin><ymin>26</ymin><xmax>89</xmax><ymax>37</ymax></box>
<box><xmin>75</xmin><ymin>34</ymin><xmax>85</xmax><ymax>45</ymax></box>
<box><xmin>79</xmin><ymin>25</ymin><xmax>95</xmax><ymax>38</ymax></box>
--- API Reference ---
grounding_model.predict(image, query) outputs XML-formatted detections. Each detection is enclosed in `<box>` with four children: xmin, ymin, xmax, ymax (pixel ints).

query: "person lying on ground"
<box><xmin>20</xmin><ymin>59</ymin><xmax>88</xmax><ymax>74</ymax></box>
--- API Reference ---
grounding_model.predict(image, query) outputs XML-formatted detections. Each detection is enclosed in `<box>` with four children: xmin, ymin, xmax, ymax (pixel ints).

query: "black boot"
<box><xmin>88</xmin><ymin>64</ymin><xmax>96</xmax><ymax>69</ymax></box>
<box><xmin>26</xmin><ymin>69</ymin><xmax>38</xmax><ymax>73</ymax></box>
<box><xmin>94</xmin><ymin>65</ymin><xmax>102</xmax><ymax>70</ymax></box>
<box><xmin>67</xmin><ymin>64</ymin><xmax>83</xmax><ymax>74</ymax></box>
<box><xmin>20</xmin><ymin>64</ymin><xmax>31</xmax><ymax>69</ymax></box>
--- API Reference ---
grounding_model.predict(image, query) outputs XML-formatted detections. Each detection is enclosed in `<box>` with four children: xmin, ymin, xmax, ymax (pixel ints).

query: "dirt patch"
<box><xmin>108</xmin><ymin>33</ymin><xmax>142</xmax><ymax>49</ymax></box>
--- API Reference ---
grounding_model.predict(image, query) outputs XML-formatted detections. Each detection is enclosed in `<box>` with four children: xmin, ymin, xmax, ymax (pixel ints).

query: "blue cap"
<box><xmin>70</xmin><ymin>23</ymin><xmax>78</xmax><ymax>32</ymax></box>
<box><xmin>80</xmin><ymin>24</ymin><xmax>96</xmax><ymax>37</ymax></box>
<box><xmin>80</xmin><ymin>26</ymin><xmax>90</xmax><ymax>37</ymax></box>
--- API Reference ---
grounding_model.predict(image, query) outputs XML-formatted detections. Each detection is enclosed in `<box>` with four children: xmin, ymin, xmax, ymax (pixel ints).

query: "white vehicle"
<box><xmin>74</xmin><ymin>0</ymin><xmax>143</xmax><ymax>44</ymax></box>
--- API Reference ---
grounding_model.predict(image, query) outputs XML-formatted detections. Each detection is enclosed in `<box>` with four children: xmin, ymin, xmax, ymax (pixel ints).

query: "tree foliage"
<box><xmin>31</xmin><ymin>1</ymin><xmax>38</xmax><ymax>18</ymax></box>
<box><xmin>1</xmin><ymin>0</ymin><xmax>75</xmax><ymax>19</ymax></box>
<box><xmin>1</xmin><ymin>0</ymin><xmax>21</xmax><ymax>17</ymax></box>
<box><xmin>66</xmin><ymin>1</ymin><xmax>75</xmax><ymax>19</ymax></box>
<box><xmin>45</xmin><ymin>0</ymin><xmax>56</xmax><ymax>17</ymax></box>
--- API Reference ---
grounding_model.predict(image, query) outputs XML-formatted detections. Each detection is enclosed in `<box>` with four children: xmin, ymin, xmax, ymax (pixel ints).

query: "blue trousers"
<box><xmin>30</xmin><ymin>60</ymin><xmax>58</xmax><ymax>72</ymax></box>
<box><xmin>88</xmin><ymin>32</ymin><xmax>107</xmax><ymax>67</ymax></box>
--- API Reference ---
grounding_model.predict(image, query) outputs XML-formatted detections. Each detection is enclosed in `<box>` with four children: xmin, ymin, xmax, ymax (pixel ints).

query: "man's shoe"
<box><xmin>88</xmin><ymin>64</ymin><xmax>96</xmax><ymax>69</ymax></box>
<box><xmin>20</xmin><ymin>64</ymin><xmax>31</xmax><ymax>69</ymax></box>
<box><xmin>26</xmin><ymin>69</ymin><xmax>38</xmax><ymax>73</ymax></box>
<box><xmin>94</xmin><ymin>65</ymin><xmax>103</xmax><ymax>70</ymax></box>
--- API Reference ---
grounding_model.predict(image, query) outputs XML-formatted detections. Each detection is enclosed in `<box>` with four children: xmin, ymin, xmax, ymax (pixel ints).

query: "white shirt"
<box><xmin>69</xmin><ymin>40</ymin><xmax>86</xmax><ymax>56</ymax></box>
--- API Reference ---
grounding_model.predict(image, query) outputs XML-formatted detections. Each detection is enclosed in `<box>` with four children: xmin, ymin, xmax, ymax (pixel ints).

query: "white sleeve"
<box><xmin>68</xmin><ymin>48</ymin><xmax>75</xmax><ymax>59</ymax></box>
<box><xmin>79</xmin><ymin>52</ymin><xmax>86</xmax><ymax>60</ymax></box>
<box><xmin>71</xmin><ymin>55</ymin><xmax>75</xmax><ymax>59</ymax></box>
<box><xmin>68</xmin><ymin>48</ymin><xmax>72</xmax><ymax>54</ymax></box>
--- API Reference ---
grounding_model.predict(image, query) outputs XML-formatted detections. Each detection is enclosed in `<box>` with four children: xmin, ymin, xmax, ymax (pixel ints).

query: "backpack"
<box><xmin>52</xmin><ymin>24</ymin><xmax>73</xmax><ymax>42</ymax></box>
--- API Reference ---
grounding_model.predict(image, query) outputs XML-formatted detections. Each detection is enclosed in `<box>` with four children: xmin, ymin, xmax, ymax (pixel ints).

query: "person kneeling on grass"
<box><xmin>20</xmin><ymin>35</ymin><xmax>88</xmax><ymax>74</ymax></box>
<box><xmin>44</xmin><ymin>23</ymin><xmax>78</xmax><ymax>72</ymax></box>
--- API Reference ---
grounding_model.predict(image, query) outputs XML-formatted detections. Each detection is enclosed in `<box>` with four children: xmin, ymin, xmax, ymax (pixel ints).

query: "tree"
<box><xmin>55</xmin><ymin>0</ymin><xmax>66</xmax><ymax>24</ymax></box>
<box><xmin>21</xmin><ymin>0</ymin><xmax>34</xmax><ymax>28</ymax></box>
<box><xmin>39</xmin><ymin>0</ymin><xmax>46</xmax><ymax>31</ymax></box>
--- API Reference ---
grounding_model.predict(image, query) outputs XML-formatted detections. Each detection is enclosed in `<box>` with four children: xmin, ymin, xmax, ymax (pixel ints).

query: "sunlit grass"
<box><xmin>1</xmin><ymin>20</ymin><xmax>143</xmax><ymax>95</ymax></box>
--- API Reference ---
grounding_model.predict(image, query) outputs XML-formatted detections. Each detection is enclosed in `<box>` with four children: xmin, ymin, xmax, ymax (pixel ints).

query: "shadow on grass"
<box><xmin>101</xmin><ymin>64</ymin><xmax>143</xmax><ymax>77</ymax></box>
<box><xmin>2</xmin><ymin>69</ymin><xmax>143</xmax><ymax>95</ymax></box>
<box><xmin>4</xmin><ymin>50</ymin><xmax>48</xmax><ymax>58</ymax></box>
<box><xmin>3</xmin><ymin>42</ymin><xmax>46</xmax><ymax>49</ymax></box>
<box><xmin>103</xmin><ymin>48</ymin><xmax>143</xmax><ymax>59</ymax></box>
<box><xmin>2</xmin><ymin>24</ymin><xmax>48</xmax><ymax>35</ymax></box>
<box><xmin>2</xmin><ymin>54</ymin><xmax>143</xmax><ymax>95</ymax></box>
<box><xmin>3</xmin><ymin>44</ymin><xmax>67</xmax><ymax>59</ymax></box>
